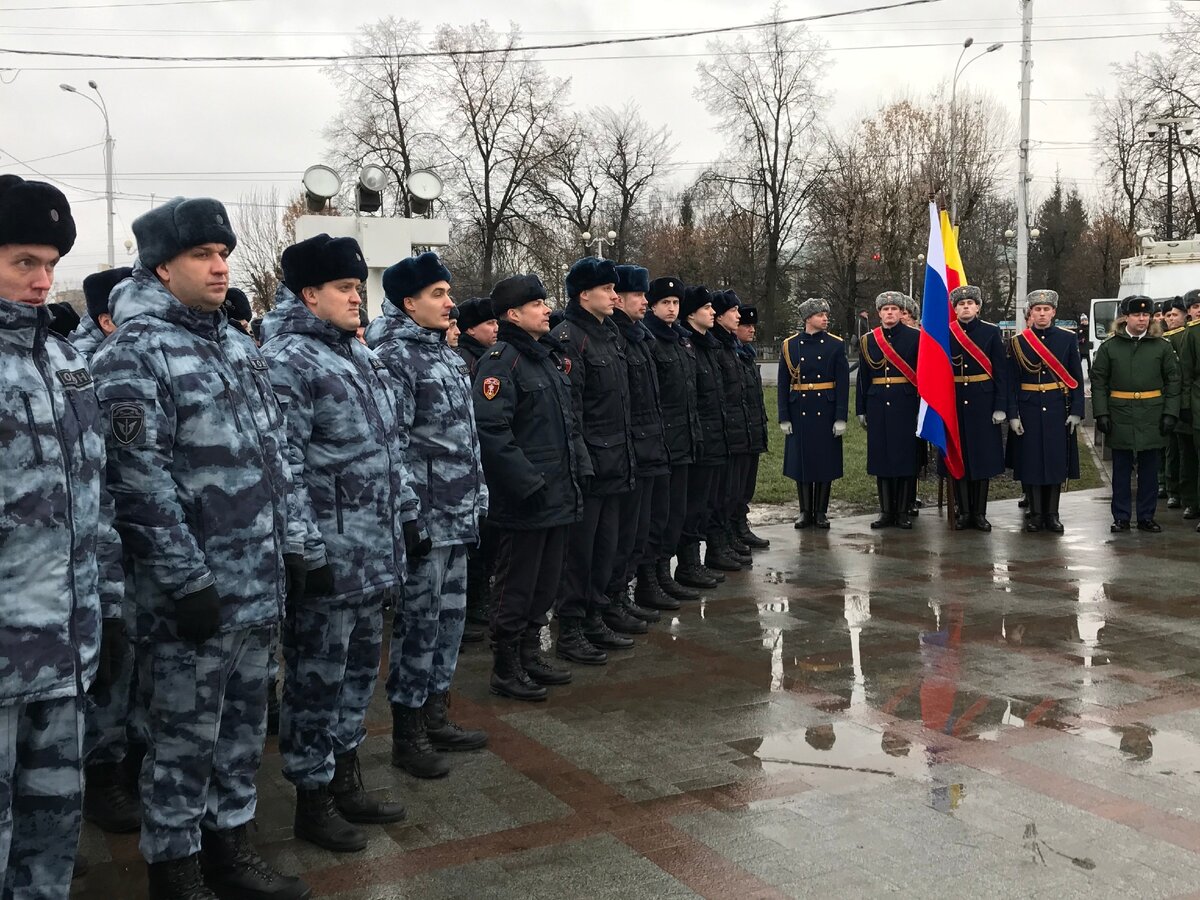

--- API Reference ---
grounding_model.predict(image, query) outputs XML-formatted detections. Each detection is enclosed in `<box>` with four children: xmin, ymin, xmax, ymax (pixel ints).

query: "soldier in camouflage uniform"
<box><xmin>0</xmin><ymin>175</ymin><xmax>125</xmax><ymax>899</ymax></box>
<box><xmin>366</xmin><ymin>252</ymin><xmax>489</xmax><ymax>780</ymax></box>
<box><xmin>91</xmin><ymin>197</ymin><xmax>309</xmax><ymax>900</ymax></box>
<box><xmin>72</xmin><ymin>266</ymin><xmax>130</xmax><ymax>364</ymax></box>
<box><xmin>259</xmin><ymin>234</ymin><xmax>409</xmax><ymax>853</ymax></box>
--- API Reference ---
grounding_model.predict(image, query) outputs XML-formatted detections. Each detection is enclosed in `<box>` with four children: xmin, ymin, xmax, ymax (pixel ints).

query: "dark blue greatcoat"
<box><xmin>855</xmin><ymin>323</ymin><xmax>921</xmax><ymax>477</ymax></box>
<box><xmin>778</xmin><ymin>329</ymin><xmax>849</xmax><ymax>483</ymax></box>
<box><xmin>1006</xmin><ymin>325</ymin><xmax>1084</xmax><ymax>485</ymax></box>
<box><xmin>938</xmin><ymin>317</ymin><xmax>1009</xmax><ymax>480</ymax></box>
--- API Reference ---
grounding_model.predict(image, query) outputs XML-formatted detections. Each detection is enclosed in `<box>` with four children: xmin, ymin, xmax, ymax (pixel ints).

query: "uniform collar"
<box><xmin>0</xmin><ymin>296</ymin><xmax>49</xmax><ymax>350</ymax></box>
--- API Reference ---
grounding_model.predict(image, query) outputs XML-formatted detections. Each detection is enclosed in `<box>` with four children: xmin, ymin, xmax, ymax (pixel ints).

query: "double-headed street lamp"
<box><xmin>949</xmin><ymin>38</ymin><xmax>1003</xmax><ymax>226</ymax></box>
<box><xmin>60</xmin><ymin>80</ymin><xmax>115</xmax><ymax>268</ymax></box>
<box><xmin>582</xmin><ymin>229</ymin><xmax>617</xmax><ymax>258</ymax></box>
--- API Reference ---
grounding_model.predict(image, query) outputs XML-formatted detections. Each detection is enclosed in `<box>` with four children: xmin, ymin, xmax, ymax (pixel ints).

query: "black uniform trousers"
<box><xmin>465</xmin><ymin>520</ymin><xmax>497</xmax><ymax>624</ymax></box>
<box><xmin>559</xmin><ymin>492</ymin><xmax>625</xmax><ymax>621</ymax></box>
<box><xmin>491</xmin><ymin>526</ymin><xmax>569</xmax><ymax>639</ymax></box>
<box><xmin>738</xmin><ymin>454</ymin><xmax>760</xmax><ymax>519</ymax></box>
<box><xmin>681</xmin><ymin>465</ymin><xmax>720</xmax><ymax>546</ymax></box>
<box><xmin>646</xmin><ymin>469</ymin><xmax>683</xmax><ymax>565</ymax></box>
<box><xmin>1111</xmin><ymin>449</ymin><xmax>1160</xmax><ymax>523</ymax></box>
<box><xmin>608</xmin><ymin>477</ymin><xmax>654</xmax><ymax>594</ymax></box>
<box><xmin>722</xmin><ymin>454</ymin><xmax>755</xmax><ymax>522</ymax></box>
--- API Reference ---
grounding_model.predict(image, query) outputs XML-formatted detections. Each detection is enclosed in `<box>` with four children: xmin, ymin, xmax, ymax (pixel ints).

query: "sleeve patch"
<box><xmin>110</xmin><ymin>402</ymin><xmax>146</xmax><ymax>445</ymax></box>
<box><xmin>481</xmin><ymin>376</ymin><xmax>501</xmax><ymax>400</ymax></box>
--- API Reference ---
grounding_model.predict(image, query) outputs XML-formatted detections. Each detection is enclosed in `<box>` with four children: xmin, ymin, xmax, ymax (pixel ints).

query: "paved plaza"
<box><xmin>74</xmin><ymin>488</ymin><xmax>1200</xmax><ymax>899</ymax></box>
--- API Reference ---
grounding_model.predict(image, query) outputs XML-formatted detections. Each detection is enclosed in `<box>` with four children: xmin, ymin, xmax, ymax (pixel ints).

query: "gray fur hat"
<box><xmin>797</xmin><ymin>297</ymin><xmax>830</xmax><ymax>321</ymax></box>
<box><xmin>133</xmin><ymin>196</ymin><xmax>237</xmax><ymax>270</ymax></box>
<box><xmin>1025</xmin><ymin>289</ymin><xmax>1058</xmax><ymax>309</ymax></box>
<box><xmin>875</xmin><ymin>291</ymin><xmax>908</xmax><ymax>312</ymax></box>
<box><xmin>950</xmin><ymin>284</ymin><xmax>983</xmax><ymax>306</ymax></box>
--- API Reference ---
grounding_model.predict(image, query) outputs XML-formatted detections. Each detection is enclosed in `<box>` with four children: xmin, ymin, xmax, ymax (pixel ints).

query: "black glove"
<box><xmin>176</xmin><ymin>584</ymin><xmax>221</xmax><ymax>644</ymax></box>
<box><xmin>403</xmin><ymin>520</ymin><xmax>433</xmax><ymax>564</ymax></box>
<box><xmin>304</xmin><ymin>563</ymin><xmax>335</xmax><ymax>598</ymax></box>
<box><xmin>1160</xmin><ymin>414</ymin><xmax>1178</xmax><ymax>436</ymax></box>
<box><xmin>1096</xmin><ymin>415</ymin><xmax>1113</xmax><ymax>436</ymax></box>
<box><xmin>92</xmin><ymin>618</ymin><xmax>128</xmax><ymax>691</ymax></box>
<box><xmin>283</xmin><ymin>553</ymin><xmax>307</xmax><ymax>614</ymax></box>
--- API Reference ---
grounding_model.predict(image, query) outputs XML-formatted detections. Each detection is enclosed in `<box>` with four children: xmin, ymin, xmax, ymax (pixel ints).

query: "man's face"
<box><xmin>716</xmin><ymin>306</ymin><xmax>741</xmax><ymax>331</ymax></box>
<box><xmin>616</xmin><ymin>291</ymin><xmax>648</xmax><ymax>321</ymax></box>
<box><xmin>446</xmin><ymin>320</ymin><xmax>460</xmax><ymax>347</ymax></box>
<box><xmin>1166</xmin><ymin>308</ymin><xmax>1187</xmax><ymax>330</ymax></box>
<box><xmin>736</xmin><ymin>323</ymin><xmax>756</xmax><ymax>342</ymax></box>
<box><xmin>955</xmin><ymin>298</ymin><xmax>980</xmax><ymax>322</ymax></box>
<box><xmin>467</xmin><ymin>319</ymin><xmax>499</xmax><ymax>347</ymax></box>
<box><xmin>302</xmin><ymin>278</ymin><xmax>362</xmax><ymax>332</ymax></box>
<box><xmin>0</xmin><ymin>244</ymin><xmax>59</xmax><ymax>305</ymax></box>
<box><xmin>900</xmin><ymin>310</ymin><xmax>916</xmax><ymax>326</ymax></box>
<box><xmin>404</xmin><ymin>280</ymin><xmax>453</xmax><ymax>330</ymax></box>
<box><xmin>508</xmin><ymin>299</ymin><xmax>551</xmax><ymax>337</ymax></box>
<box><xmin>879</xmin><ymin>305</ymin><xmax>901</xmax><ymax>327</ymax></box>
<box><xmin>1029</xmin><ymin>303</ymin><xmax>1055</xmax><ymax>328</ymax></box>
<box><xmin>1189</xmin><ymin>302</ymin><xmax>1200</xmax><ymax>322</ymax></box>
<box><xmin>807</xmin><ymin>312</ymin><xmax>829</xmax><ymax>332</ymax></box>
<box><xmin>688</xmin><ymin>302</ymin><xmax>716</xmax><ymax>330</ymax></box>
<box><xmin>579</xmin><ymin>283</ymin><xmax>618</xmax><ymax>318</ymax></box>
<box><xmin>1153</xmin><ymin>310</ymin><xmax>1165</xmax><ymax>323</ymax></box>
<box><xmin>156</xmin><ymin>243</ymin><xmax>230</xmax><ymax>312</ymax></box>
<box><xmin>1127</xmin><ymin>311</ymin><xmax>1151</xmax><ymax>335</ymax></box>
<box><xmin>652</xmin><ymin>297</ymin><xmax>679</xmax><ymax>324</ymax></box>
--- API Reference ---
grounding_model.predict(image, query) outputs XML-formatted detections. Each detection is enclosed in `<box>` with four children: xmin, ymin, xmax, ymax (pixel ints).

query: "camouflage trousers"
<box><xmin>84</xmin><ymin>637</ymin><xmax>137</xmax><ymax>766</ymax></box>
<box><xmin>280</xmin><ymin>596</ymin><xmax>383</xmax><ymax>788</ymax></box>
<box><xmin>0</xmin><ymin>695</ymin><xmax>83</xmax><ymax>900</ymax></box>
<box><xmin>386</xmin><ymin>545</ymin><xmax>467</xmax><ymax>709</ymax></box>
<box><xmin>135</xmin><ymin>626</ymin><xmax>270</xmax><ymax>864</ymax></box>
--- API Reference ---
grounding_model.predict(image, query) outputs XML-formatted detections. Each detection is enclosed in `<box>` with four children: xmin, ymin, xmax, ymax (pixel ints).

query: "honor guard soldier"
<box><xmin>474</xmin><ymin>275</ymin><xmax>583</xmax><ymax>700</ymax></box>
<box><xmin>857</xmin><ymin>291</ymin><xmax>921</xmax><ymax>528</ymax></box>
<box><xmin>1092</xmin><ymin>294</ymin><xmax>1180</xmax><ymax>532</ymax></box>
<box><xmin>366</xmin><ymin>252</ymin><xmax>489</xmax><ymax>779</ymax></box>
<box><xmin>710</xmin><ymin>290</ymin><xmax>756</xmax><ymax>565</ymax></box>
<box><xmin>733</xmin><ymin>304</ymin><xmax>771</xmax><ymax>548</ymax></box>
<box><xmin>945</xmin><ymin>285</ymin><xmax>1009</xmax><ymax>531</ymax></box>
<box><xmin>778</xmin><ymin>298</ymin><xmax>849</xmax><ymax>528</ymax></box>
<box><xmin>92</xmin><ymin>197</ymin><xmax>309</xmax><ymax>899</ymax></box>
<box><xmin>1007</xmin><ymin>289</ymin><xmax>1085</xmax><ymax>533</ymax></box>
<box><xmin>553</xmin><ymin>257</ymin><xmax>638</xmax><ymax>663</ymax></box>
<box><xmin>0</xmin><ymin>177</ymin><xmax>125</xmax><ymax>896</ymax></box>
<box><xmin>259</xmin><ymin>234</ymin><xmax>409</xmax><ymax>852</ymax></box>
<box><xmin>1162</xmin><ymin>297</ymin><xmax>1198</xmax><ymax>516</ymax></box>
<box><xmin>608</xmin><ymin>265</ymin><xmax>675</xmax><ymax>622</ymax></box>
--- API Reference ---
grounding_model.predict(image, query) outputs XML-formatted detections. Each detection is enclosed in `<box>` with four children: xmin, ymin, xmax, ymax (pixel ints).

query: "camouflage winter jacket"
<box><xmin>92</xmin><ymin>266</ymin><xmax>299</xmax><ymax>641</ymax></box>
<box><xmin>366</xmin><ymin>300</ymin><xmax>487</xmax><ymax>548</ymax></box>
<box><xmin>70</xmin><ymin>315</ymin><xmax>107</xmax><ymax>364</ymax></box>
<box><xmin>260</xmin><ymin>287</ymin><xmax>416</xmax><ymax>602</ymax></box>
<box><xmin>0</xmin><ymin>297</ymin><xmax>123</xmax><ymax>704</ymax></box>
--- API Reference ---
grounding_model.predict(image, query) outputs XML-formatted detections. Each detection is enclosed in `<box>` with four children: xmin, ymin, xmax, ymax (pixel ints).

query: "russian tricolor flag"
<box><xmin>916</xmin><ymin>201</ymin><xmax>964</xmax><ymax>480</ymax></box>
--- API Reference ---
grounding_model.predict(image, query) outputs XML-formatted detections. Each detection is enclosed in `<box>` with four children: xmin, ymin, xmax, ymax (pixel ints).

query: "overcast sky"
<box><xmin>0</xmin><ymin>0</ymin><xmax>1175</xmax><ymax>288</ymax></box>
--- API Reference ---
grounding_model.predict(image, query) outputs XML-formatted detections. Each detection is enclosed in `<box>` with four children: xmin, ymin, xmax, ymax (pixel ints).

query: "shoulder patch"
<box><xmin>110</xmin><ymin>402</ymin><xmax>146</xmax><ymax>445</ymax></box>
<box><xmin>370</xmin><ymin>357</ymin><xmax>387</xmax><ymax>370</ymax></box>
<box><xmin>481</xmin><ymin>376</ymin><xmax>501</xmax><ymax>400</ymax></box>
<box><xmin>248</xmin><ymin>357</ymin><xmax>268</xmax><ymax>371</ymax></box>
<box><xmin>490</xmin><ymin>349</ymin><xmax>503</xmax><ymax>358</ymax></box>
<box><xmin>56</xmin><ymin>368</ymin><xmax>94</xmax><ymax>389</ymax></box>
<box><xmin>562</xmin><ymin>356</ymin><xmax>572</xmax><ymax>375</ymax></box>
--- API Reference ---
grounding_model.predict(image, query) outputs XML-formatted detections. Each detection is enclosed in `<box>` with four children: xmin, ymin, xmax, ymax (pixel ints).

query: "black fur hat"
<box><xmin>710</xmin><ymin>289</ymin><xmax>741</xmax><ymax>316</ymax></box>
<box><xmin>383</xmin><ymin>251</ymin><xmax>452</xmax><ymax>304</ymax></box>
<box><xmin>681</xmin><ymin>285</ymin><xmax>713</xmax><ymax>319</ymax></box>
<box><xmin>614</xmin><ymin>264</ymin><xmax>650</xmax><ymax>294</ymax></box>
<box><xmin>47</xmin><ymin>301</ymin><xmax>80</xmax><ymax>337</ymax></box>
<box><xmin>738</xmin><ymin>304</ymin><xmax>760</xmax><ymax>326</ymax></box>
<box><xmin>1165</xmin><ymin>295</ymin><xmax>1188</xmax><ymax>316</ymax></box>
<box><xmin>0</xmin><ymin>175</ymin><xmax>76</xmax><ymax>255</ymax></box>
<box><xmin>647</xmin><ymin>276</ymin><xmax>685</xmax><ymax>305</ymax></box>
<box><xmin>491</xmin><ymin>274</ymin><xmax>547</xmax><ymax>316</ymax></box>
<box><xmin>458</xmin><ymin>297</ymin><xmax>497</xmax><ymax>331</ymax></box>
<box><xmin>565</xmin><ymin>256</ymin><xmax>618</xmax><ymax>301</ymax></box>
<box><xmin>133</xmin><ymin>196</ymin><xmax>236</xmax><ymax>270</ymax></box>
<box><xmin>1120</xmin><ymin>294</ymin><xmax>1153</xmax><ymax>316</ymax></box>
<box><xmin>83</xmin><ymin>266</ymin><xmax>132</xmax><ymax>324</ymax></box>
<box><xmin>223</xmin><ymin>287</ymin><xmax>252</xmax><ymax>323</ymax></box>
<box><xmin>281</xmin><ymin>234</ymin><xmax>368</xmax><ymax>294</ymax></box>
<box><xmin>1185</xmin><ymin>288</ymin><xmax>1200</xmax><ymax>309</ymax></box>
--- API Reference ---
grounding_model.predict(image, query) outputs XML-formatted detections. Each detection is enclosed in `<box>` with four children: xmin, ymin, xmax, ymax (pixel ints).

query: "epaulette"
<box><xmin>489</xmin><ymin>349</ymin><xmax>503</xmax><ymax>358</ymax></box>
<box><xmin>1189</xmin><ymin>319</ymin><xmax>1200</xmax><ymax>327</ymax></box>
<box><xmin>827</xmin><ymin>332</ymin><xmax>843</xmax><ymax>342</ymax></box>
<box><xmin>784</xmin><ymin>331</ymin><xmax>799</xmax><ymax>343</ymax></box>
<box><xmin>1164</xmin><ymin>326</ymin><xmax>1185</xmax><ymax>337</ymax></box>
<box><xmin>1056</xmin><ymin>325</ymin><xmax>1075</xmax><ymax>333</ymax></box>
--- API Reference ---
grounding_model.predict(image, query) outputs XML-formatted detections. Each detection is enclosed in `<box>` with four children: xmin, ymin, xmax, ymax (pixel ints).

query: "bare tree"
<box><xmin>1092</xmin><ymin>83</ymin><xmax>1158</xmax><ymax>233</ymax></box>
<box><xmin>696</xmin><ymin>6</ymin><xmax>828</xmax><ymax>342</ymax></box>
<box><xmin>231</xmin><ymin>187</ymin><xmax>285</xmax><ymax>312</ymax></box>
<box><xmin>595</xmin><ymin>103</ymin><xmax>675</xmax><ymax>262</ymax></box>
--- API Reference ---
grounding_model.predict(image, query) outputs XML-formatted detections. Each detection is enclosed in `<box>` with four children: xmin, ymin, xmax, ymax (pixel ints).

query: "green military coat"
<box><xmin>1091</xmin><ymin>321</ymin><xmax>1181</xmax><ymax>452</ymax></box>
<box><xmin>1164</xmin><ymin>323</ymin><xmax>1191</xmax><ymax>434</ymax></box>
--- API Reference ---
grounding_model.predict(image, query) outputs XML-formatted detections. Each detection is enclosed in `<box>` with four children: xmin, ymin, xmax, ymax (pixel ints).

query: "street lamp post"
<box><xmin>949</xmin><ymin>38</ymin><xmax>1003</xmax><ymax>226</ymax></box>
<box><xmin>1146</xmin><ymin>117</ymin><xmax>1195</xmax><ymax>240</ymax></box>
<box><xmin>908</xmin><ymin>252</ymin><xmax>925</xmax><ymax>297</ymax></box>
<box><xmin>60</xmin><ymin>80</ymin><xmax>115</xmax><ymax>268</ymax></box>
<box><xmin>581</xmin><ymin>229</ymin><xmax>618</xmax><ymax>258</ymax></box>
<box><xmin>1006</xmin><ymin>226</ymin><xmax>1040</xmax><ymax>331</ymax></box>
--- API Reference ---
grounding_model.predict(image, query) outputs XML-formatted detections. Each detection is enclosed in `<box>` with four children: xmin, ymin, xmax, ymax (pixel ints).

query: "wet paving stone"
<box><xmin>74</xmin><ymin>490</ymin><xmax>1200</xmax><ymax>897</ymax></box>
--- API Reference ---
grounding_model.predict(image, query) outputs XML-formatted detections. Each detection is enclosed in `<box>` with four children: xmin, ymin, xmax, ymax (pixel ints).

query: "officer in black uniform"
<box><xmin>644</xmin><ymin>277</ymin><xmax>704</xmax><ymax>600</ymax></box>
<box><xmin>456</xmin><ymin>297</ymin><xmax>498</xmax><ymax>377</ymax></box>
<box><xmin>733</xmin><ymin>305</ymin><xmax>771</xmax><ymax>549</ymax></box>
<box><xmin>473</xmin><ymin>275</ymin><xmax>582</xmax><ymax>701</ymax></box>
<box><xmin>943</xmin><ymin>285</ymin><xmax>1009</xmax><ymax>531</ymax></box>
<box><xmin>608</xmin><ymin>265</ymin><xmax>677</xmax><ymax>622</ymax></box>
<box><xmin>553</xmin><ymin>257</ymin><xmax>638</xmax><ymax>664</ymax></box>
<box><xmin>710</xmin><ymin>290</ymin><xmax>756</xmax><ymax>565</ymax></box>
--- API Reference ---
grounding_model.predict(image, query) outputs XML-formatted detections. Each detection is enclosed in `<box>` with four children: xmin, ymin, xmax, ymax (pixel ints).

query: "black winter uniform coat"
<box><xmin>612</xmin><ymin>309</ymin><xmax>670</xmax><ymax>478</ymax></box>
<box><xmin>681</xmin><ymin>323</ymin><xmax>729</xmax><ymax>467</ymax></box>
<box><xmin>644</xmin><ymin>314</ymin><xmax>701</xmax><ymax>466</ymax></box>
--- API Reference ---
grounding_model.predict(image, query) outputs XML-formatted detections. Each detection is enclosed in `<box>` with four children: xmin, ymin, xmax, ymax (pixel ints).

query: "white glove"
<box><xmin>833</xmin><ymin>420</ymin><xmax>847</xmax><ymax>437</ymax></box>
<box><xmin>1009</xmin><ymin>418</ymin><xmax>1024</xmax><ymax>436</ymax></box>
<box><xmin>1066</xmin><ymin>414</ymin><xmax>1082</xmax><ymax>433</ymax></box>
<box><xmin>992</xmin><ymin>410</ymin><xmax>1006</xmax><ymax>425</ymax></box>
<box><xmin>858</xmin><ymin>414</ymin><xmax>867</xmax><ymax>428</ymax></box>
<box><xmin>779</xmin><ymin>421</ymin><xmax>793</xmax><ymax>435</ymax></box>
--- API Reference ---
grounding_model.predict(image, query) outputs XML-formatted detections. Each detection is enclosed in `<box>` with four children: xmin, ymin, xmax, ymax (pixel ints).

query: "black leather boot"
<box><xmin>330</xmin><ymin>750</ymin><xmax>406</xmax><ymax>824</ymax></box>
<box><xmin>657</xmin><ymin>557</ymin><xmax>701</xmax><ymax>600</ymax></box>
<box><xmin>635</xmin><ymin>564</ymin><xmax>680</xmax><ymax>610</ymax></box>
<box><xmin>490</xmin><ymin>636</ymin><xmax>548</xmax><ymax>702</ymax></box>
<box><xmin>602</xmin><ymin>597</ymin><xmax>650</xmax><ymax>634</ymax></box>
<box><xmin>893</xmin><ymin>478</ymin><xmax>913</xmax><ymax>529</ymax></box>
<box><xmin>871</xmin><ymin>478</ymin><xmax>894</xmax><ymax>529</ymax></box>
<box><xmin>83</xmin><ymin>761</ymin><xmax>141</xmax><ymax>833</ymax></box>
<box><xmin>147</xmin><ymin>854</ymin><xmax>217</xmax><ymax>900</ymax></box>
<box><xmin>617</xmin><ymin>586</ymin><xmax>661</xmax><ymax>622</ymax></box>
<box><xmin>555</xmin><ymin>619</ymin><xmax>608</xmax><ymax>665</ymax></box>
<box><xmin>294</xmin><ymin>785</ymin><xmax>367</xmax><ymax>853</ymax></box>
<box><xmin>971</xmin><ymin>480</ymin><xmax>992</xmax><ymax>532</ymax></box>
<box><xmin>390</xmin><ymin>703</ymin><xmax>450</xmax><ymax>778</ymax></box>
<box><xmin>814</xmin><ymin>482</ymin><xmax>832</xmax><ymax>529</ymax></box>
<box><xmin>1043</xmin><ymin>484</ymin><xmax>1064</xmax><ymax>533</ymax></box>
<box><xmin>424</xmin><ymin>691</ymin><xmax>488</xmax><ymax>751</ymax></box>
<box><xmin>199</xmin><ymin>825</ymin><xmax>311</xmax><ymax>900</ymax></box>
<box><xmin>704</xmin><ymin>533</ymin><xmax>743</xmax><ymax>571</ymax></box>
<box><xmin>1023</xmin><ymin>483</ymin><xmax>1042</xmax><ymax>532</ymax></box>
<box><xmin>725</xmin><ymin>523</ymin><xmax>753</xmax><ymax>561</ymax></box>
<box><xmin>520</xmin><ymin>627</ymin><xmax>572</xmax><ymax>684</ymax></box>
<box><xmin>673</xmin><ymin>544</ymin><xmax>717</xmax><ymax>589</ymax></box>
<box><xmin>952</xmin><ymin>479</ymin><xmax>970</xmax><ymax>530</ymax></box>
<box><xmin>584</xmin><ymin>611</ymin><xmax>635</xmax><ymax>649</ymax></box>
<box><xmin>735</xmin><ymin>518</ymin><xmax>770</xmax><ymax>549</ymax></box>
<box><xmin>794</xmin><ymin>482</ymin><xmax>813</xmax><ymax>529</ymax></box>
